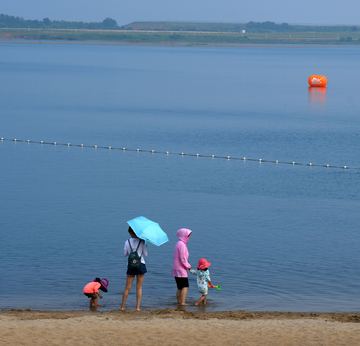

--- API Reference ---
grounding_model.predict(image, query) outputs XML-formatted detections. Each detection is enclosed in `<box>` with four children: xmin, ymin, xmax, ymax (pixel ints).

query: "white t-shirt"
<box><xmin>124</xmin><ymin>238</ymin><xmax>148</xmax><ymax>264</ymax></box>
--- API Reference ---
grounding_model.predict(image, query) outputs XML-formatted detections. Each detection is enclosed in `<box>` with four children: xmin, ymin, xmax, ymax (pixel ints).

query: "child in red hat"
<box><xmin>190</xmin><ymin>258</ymin><xmax>214</xmax><ymax>306</ymax></box>
<box><xmin>83</xmin><ymin>277</ymin><xmax>109</xmax><ymax>308</ymax></box>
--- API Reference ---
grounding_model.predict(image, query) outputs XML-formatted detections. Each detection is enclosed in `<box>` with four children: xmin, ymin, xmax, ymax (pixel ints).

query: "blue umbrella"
<box><xmin>127</xmin><ymin>216</ymin><xmax>169</xmax><ymax>246</ymax></box>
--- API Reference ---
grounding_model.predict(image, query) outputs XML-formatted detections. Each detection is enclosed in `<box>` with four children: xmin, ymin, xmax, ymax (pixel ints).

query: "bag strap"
<box><xmin>128</xmin><ymin>239</ymin><xmax>134</xmax><ymax>252</ymax></box>
<box><xmin>128</xmin><ymin>239</ymin><xmax>143</xmax><ymax>256</ymax></box>
<box><xmin>135</xmin><ymin>239</ymin><xmax>142</xmax><ymax>252</ymax></box>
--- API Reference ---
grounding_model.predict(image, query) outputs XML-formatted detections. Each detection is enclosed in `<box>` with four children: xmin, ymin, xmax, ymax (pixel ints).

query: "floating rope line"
<box><xmin>1</xmin><ymin>137</ymin><xmax>359</xmax><ymax>170</ymax></box>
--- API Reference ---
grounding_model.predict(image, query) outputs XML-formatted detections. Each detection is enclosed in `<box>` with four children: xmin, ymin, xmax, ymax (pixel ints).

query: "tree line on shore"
<box><xmin>0</xmin><ymin>14</ymin><xmax>120</xmax><ymax>30</ymax></box>
<box><xmin>125</xmin><ymin>21</ymin><xmax>359</xmax><ymax>33</ymax></box>
<box><xmin>0</xmin><ymin>14</ymin><xmax>358</xmax><ymax>33</ymax></box>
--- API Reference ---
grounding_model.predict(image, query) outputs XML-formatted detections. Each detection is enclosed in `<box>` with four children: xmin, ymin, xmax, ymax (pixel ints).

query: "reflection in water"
<box><xmin>308</xmin><ymin>87</ymin><xmax>327</xmax><ymax>110</ymax></box>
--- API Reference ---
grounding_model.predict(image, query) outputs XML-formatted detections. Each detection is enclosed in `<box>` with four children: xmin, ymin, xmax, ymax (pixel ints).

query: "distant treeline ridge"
<box><xmin>126</xmin><ymin>21</ymin><xmax>359</xmax><ymax>33</ymax></box>
<box><xmin>0</xmin><ymin>14</ymin><xmax>120</xmax><ymax>30</ymax></box>
<box><xmin>0</xmin><ymin>14</ymin><xmax>358</xmax><ymax>33</ymax></box>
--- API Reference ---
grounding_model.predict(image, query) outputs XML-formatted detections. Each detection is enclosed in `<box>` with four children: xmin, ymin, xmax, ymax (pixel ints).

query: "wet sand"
<box><xmin>1</xmin><ymin>309</ymin><xmax>360</xmax><ymax>345</ymax></box>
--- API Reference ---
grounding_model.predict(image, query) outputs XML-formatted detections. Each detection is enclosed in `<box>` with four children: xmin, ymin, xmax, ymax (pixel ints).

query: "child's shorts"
<box><xmin>198</xmin><ymin>286</ymin><xmax>208</xmax><ymax>295</ymax></box>
<box><xmin>84</xmin><ymin>292</ymin><xmax>96</xmax><ymax>298</ymax></box>
<box><xmin>175</xmin><ymin>277</ymin><xmax>189</xmax><ymax>290</ymax></box>
<box><xmin>127</xmin><ymin>263</ymin><xmax>147</xmax><ymax>276</ymax></box>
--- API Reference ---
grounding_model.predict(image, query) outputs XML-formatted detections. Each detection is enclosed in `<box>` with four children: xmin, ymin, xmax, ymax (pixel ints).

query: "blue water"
<box><xmin>1</xmin><ymin>42</ymin><xmax>360</xmax><ymax>312</ymax></box>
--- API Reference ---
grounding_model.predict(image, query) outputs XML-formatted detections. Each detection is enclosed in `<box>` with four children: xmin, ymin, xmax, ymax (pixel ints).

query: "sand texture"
<box><xmin>1</xmin><ymin>309</ymin><xmax>360</xmax><ymax>346</ymax></box>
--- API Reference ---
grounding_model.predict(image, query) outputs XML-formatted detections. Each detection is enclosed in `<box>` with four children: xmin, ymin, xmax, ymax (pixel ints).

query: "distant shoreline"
<box><xmin>1</xmin><ymin>28</ymin><xmax>359</xmax><ymax>46</ymax></box>
<box><xmin>0</xmin><ymin>40</ymin><xmax>358</xmax><ymax>48</ymax></box>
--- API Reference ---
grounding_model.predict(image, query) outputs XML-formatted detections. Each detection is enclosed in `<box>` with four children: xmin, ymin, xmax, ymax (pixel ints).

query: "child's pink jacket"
<box><xmin>83</xmin><ymin>282</ymin><xmax>101</xmax><ymax>294</ymax></box>
<box><xmin>172</xmin><ymin>228</ymin><xmax>192</xmax><ymax>277</ymax></box>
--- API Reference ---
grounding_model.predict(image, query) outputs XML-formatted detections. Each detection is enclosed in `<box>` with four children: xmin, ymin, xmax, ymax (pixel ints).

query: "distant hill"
<box><xmin>0</xmin><ymin>14</ymin><xmax>358</xmax><ymax>33</ymax></box>
<box><xmin>122</xmin><ymin>22</ymin><xmax>247</xmax><ymax>32</ymax></box>
<box><xmin>123</xmin><ymin>21</ymin><xmax>358</xmax><ymax>33</ymax></box>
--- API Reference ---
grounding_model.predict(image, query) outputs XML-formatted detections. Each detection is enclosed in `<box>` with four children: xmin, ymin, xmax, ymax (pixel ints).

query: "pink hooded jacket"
<box><xmin>172</xmin><ymin>228</ymin><xmax>192</xmax><ymax>277</ymax></box>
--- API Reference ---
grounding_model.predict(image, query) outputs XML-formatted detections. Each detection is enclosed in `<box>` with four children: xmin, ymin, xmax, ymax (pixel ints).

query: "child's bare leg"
<box><xmin>203</xmin><ymin>296</ymin><xmax>207</xmax><ymax>305</ymax></box>
<box><xmin>195</xmin><ymin>295</ymin><xmax>207</xmax><ymax>306</ymax></box>
<box><xmin>121</xmin><ymin>275</ymin><xmax>135</xmax><ymax>310</ymax></box>
<box><xmin>136</xmin><ymin>274</ymin><xmax>145</xmax><ymax>311</ymax></box>
<box><xmin>89</xmin><ymin>297</ymin><xmax>95</xmax><ymax>308</ymax></box>
<box><xmin>176</xmin><ymin>289</ymin><xmax>182</xmax><ymax>304</ymax></box>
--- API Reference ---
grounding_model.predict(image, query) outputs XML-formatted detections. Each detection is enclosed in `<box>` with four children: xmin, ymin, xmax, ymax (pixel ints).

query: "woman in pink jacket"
<box><xmin>172</xmin><ymin>228</ymin><xmax>192</xmax><ymax>305</ymax></box>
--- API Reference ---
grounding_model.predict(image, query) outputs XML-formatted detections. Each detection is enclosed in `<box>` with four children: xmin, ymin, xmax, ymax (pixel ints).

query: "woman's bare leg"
<box><xmin>121</xmin><ymin>275</ymin><xmax>135</xmax><ymax>310</ymax></box>
<box><xmin>179</xmin><ymin>287</ymin><xmax>188</xmax><ymax>305</ymax></box>
<box><xmin>136</xmin><ymin>274</ymin><xmax>145</xmax><ymax>311</ymax></box>
<box><xmin>176</xmin><ymin>289</ymin><xmax>181</xmax><ymax>304</ymax></box>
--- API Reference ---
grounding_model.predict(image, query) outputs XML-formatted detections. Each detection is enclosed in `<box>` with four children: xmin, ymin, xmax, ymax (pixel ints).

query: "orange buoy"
<box><xmin>308</xmin><ymin>75</ymin><xmax>327</xmax><ymax>87</ymax></box>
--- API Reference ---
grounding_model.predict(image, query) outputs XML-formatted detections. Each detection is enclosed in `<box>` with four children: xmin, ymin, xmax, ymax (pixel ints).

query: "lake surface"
<box><xmin>1</xmin><ymin>42</ymin><xmax>360</xmax><ymax>312</ymax></box>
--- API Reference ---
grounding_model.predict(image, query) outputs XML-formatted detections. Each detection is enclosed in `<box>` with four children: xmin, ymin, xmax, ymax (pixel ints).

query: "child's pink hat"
<box><xmin>93</xmin><ymin>277</ymin><xmax>109</xmax><ymax>292</ymax></box>
<box><xmin>100</xmin><ymin>278</ymin><xmax>109</xmax><ymax>292</ymax></box>
<box><xmin>197</xmin><ymin>258</ymin><xmax>211</xmax><ymax>270</ymax></box>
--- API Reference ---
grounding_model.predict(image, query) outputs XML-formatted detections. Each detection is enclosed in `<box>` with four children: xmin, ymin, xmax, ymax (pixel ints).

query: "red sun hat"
<box><xmin>197</xmin><ymin>258</ymin><xmax>211</xmax><ymax>270</ymax></box>
<box><xmin>100</xmin><ymin>278</ymin><xmax>109</xmax><ymax>292</ymax></box>
<box><xmin>93</xmin><ymin>277</ymin><xmax>109</xmax><ymax>292</ymax></box>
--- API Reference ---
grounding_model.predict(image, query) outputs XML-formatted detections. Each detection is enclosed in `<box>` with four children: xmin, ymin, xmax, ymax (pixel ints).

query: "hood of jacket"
<box><xmin>177</xmin><ymin>228</ymin><xmax>192</xmax><ymax>243</ymax></box>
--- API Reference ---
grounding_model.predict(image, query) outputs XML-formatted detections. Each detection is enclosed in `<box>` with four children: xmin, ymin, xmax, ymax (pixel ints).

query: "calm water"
<box><xmin>1</xmin><ymin>42</ymin><xmax>360</xmax><ymax>312</ymax></box>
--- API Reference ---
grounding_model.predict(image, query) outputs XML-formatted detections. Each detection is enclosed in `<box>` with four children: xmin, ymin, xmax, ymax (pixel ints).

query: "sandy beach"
<box><xmin>1</xmin><ymin>309</ymin><xmax>360</xmax><ymax>346</ymax></box>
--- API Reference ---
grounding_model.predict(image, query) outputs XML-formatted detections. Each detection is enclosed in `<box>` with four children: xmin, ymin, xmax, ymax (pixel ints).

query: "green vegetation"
<box><xmin>0</xmin><ymin>15</ymin><xmax>359</xmax><ymax>44</ymax></box>
<box><xmin>124</xmin><ymin>21</ymin><xmax>358</xmax><ymax>33</ymax></box>
<box><xmin>1</xmin><ymin>28</ymin><xmax>359</xmax><ymax>45</ymax></box>
<box><xmin>0</xmin><ymin>14</ymin><xmax>119</xmax><ymax>29</ymax></box>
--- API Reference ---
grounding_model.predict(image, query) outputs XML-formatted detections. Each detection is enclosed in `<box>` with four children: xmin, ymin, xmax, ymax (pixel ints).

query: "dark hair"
<box><xmin>94</xmin><ymin>277</ymin><xmax>101</xmax><ymax>283</ymax></box>
<box><xmin>128</xmin><ymin>226</ymin><xmax>138</xmax><ymax>237</ymax></box>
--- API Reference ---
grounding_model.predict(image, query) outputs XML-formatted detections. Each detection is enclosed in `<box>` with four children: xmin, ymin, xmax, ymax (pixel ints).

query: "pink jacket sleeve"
<box><xmin>172</xmin><ymin>241</ymin><xmax>190</xmax><ymax>277</ymax></box>
<box><xmin>178</xmin><ymin>242</ymin><xmax>191</xmax><ymax>269</ymax></box>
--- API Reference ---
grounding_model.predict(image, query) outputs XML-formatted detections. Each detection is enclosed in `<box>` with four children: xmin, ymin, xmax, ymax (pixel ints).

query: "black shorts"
<box><xmin>175</xmin><ymin>277</ymin><xmax>189</xmax><ymax>290</ymax></box>
<box><xmin>84</xmin><ymin>292</ymin><xmax>96</xmax><ymax>298</ymax></box>
<box><xmin>127</xmin><ymin>263</ymin><xmax>147</xmax><ymax>276</ymax></box>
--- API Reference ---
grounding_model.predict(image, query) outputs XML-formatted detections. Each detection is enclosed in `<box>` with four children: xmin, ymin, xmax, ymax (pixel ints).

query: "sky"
<box><xmin>1</xmin><ymin>0</ymin><xmax>359</xmax><ymax>26</ymax></box>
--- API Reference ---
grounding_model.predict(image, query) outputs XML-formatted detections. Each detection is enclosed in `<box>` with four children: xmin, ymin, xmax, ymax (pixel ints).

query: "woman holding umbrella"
<box><xmin>121</xmin><ymin>216</ymin><xmax>169</xmax><ymax>311</ymax></box>
<box><xmin>121</xmin><ymin>226</ymin><xmax>148</xmax><ymax>311</ymax></box>
<box><xmin>172</xmin><ymin>228</ymin><xmax>192</xmax><ymax>305</ymax></box>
